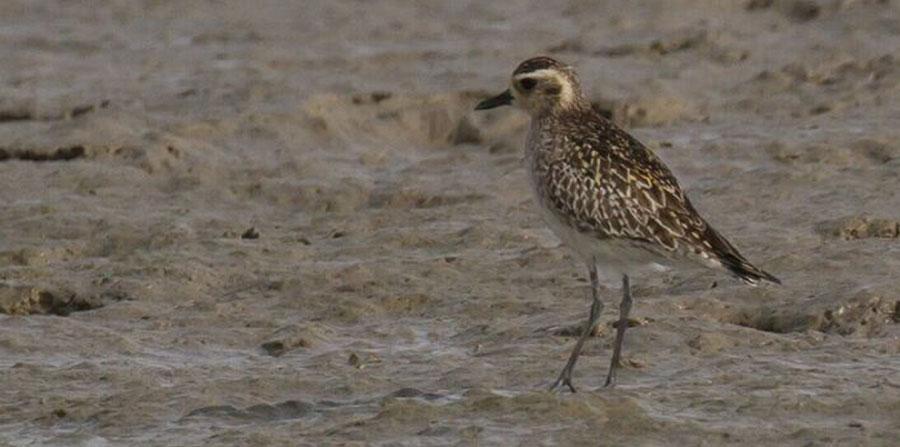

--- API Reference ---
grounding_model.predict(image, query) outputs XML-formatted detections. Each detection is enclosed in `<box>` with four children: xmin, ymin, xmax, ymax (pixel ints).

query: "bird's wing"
<box><xmin>543</xmin><ymin>122</ymin><xmax>779</xmax><ymax>284</ymax></box>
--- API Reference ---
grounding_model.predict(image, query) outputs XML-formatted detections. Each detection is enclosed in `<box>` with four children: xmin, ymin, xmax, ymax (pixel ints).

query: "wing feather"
<box><xmin>540</xmin><ymin>116</ymin><xmax>779</xmax><ymax>284</ymax></box>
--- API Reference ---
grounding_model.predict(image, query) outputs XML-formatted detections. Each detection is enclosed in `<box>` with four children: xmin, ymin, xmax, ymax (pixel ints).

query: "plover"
<box><xmin>475</xmin><ymin>56</ymin><xmax>779</xmax><ymax>392</ymax></box>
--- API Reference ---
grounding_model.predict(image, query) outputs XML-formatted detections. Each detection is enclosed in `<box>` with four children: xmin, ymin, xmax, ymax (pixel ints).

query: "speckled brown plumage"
<box><xmin>516</xmin><ymin>59</ymin><xmax>779</xmax><ymax>285</ymax></box>
<box><xmin>528</xmin><ymin>105</ymin><xmax>778</xmax><ymax>284</ymax></box>
<box><xmin>476</xmin><ymin>56</ymin><xmax>779</xmax><ymax>391</ymax></box>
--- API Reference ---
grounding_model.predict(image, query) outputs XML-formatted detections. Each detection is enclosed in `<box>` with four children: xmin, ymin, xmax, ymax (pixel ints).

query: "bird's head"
<box><xmin>475</xmin><ymin>56</ymin><xmax>586</xmax><ymax>117</ymax></box>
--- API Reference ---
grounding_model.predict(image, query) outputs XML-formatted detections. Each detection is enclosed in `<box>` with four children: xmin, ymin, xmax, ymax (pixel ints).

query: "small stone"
<box><xmin>261</xmin><ymin>341</ymin><xmax>286</xmax><ymax>357</ymax></box>
<box><xmin>241</xmin><ymin>227</ymin><xmax>260</xmax><ymax>239</ymax></box>
<box><xmin>612</xmin><ymin>317</ymin><xmax>647</xmax><ymax>329</ymax></box>
<box><xmin>787</xmin><ymin>1</ymin><xmax>820</xmax><ymax>22</ymax></box>
<box><xmin>371</xmin><ymin>92</ymin><xmax>392</xmax><ymax>103</ymax></box>
<box><xmin>625</xmin><ymin>358</ymin><xmax>646</xmax><ymax>368</ymax></box>
<box><xmin>745</xmin><ymin>0</ymin><xmax>773</xmax><ymax>10</ymax></box>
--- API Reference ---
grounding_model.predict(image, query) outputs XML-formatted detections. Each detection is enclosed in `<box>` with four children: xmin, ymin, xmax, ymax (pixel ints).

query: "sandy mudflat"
<box><xmin>1</xmin><ymin>1</ymin><xmax>899</xmax><ymax>445</ymax></box>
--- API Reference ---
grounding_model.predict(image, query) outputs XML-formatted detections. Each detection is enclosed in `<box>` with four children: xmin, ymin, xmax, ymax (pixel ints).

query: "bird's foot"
<box><xmin>549</xmin><ymin>368</ymin><xmax>577</xmax><ymax>393</ymax></box>
<box><xmin>603</xmin><ymin>374</ymin><xmax>616</xmax><ymax>388</ymax></box>
<box><xmin>603</xmin><ymin>360</ymin><xmax>621</xmax><ymax>388</ymax></box>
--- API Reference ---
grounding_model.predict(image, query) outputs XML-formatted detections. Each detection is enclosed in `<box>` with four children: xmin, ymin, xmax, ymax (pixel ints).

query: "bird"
<box><xmin>474</xmin><ymin>56</ymin><xmax>780</xmax><ymax>392</ymax></box>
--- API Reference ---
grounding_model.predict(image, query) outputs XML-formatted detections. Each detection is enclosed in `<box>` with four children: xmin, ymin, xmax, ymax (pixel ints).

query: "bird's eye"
<box><xmin>519</xmin><ymin>78</ymin><xmax>537</xmax><ymax>91</ymax></box>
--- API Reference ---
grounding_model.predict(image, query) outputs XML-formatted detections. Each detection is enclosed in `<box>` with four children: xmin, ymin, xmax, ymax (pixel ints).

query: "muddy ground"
<box><xmin>0</xmin><ymin>1</ymin><xmax>899</xmax><ymax>445</ymax></box>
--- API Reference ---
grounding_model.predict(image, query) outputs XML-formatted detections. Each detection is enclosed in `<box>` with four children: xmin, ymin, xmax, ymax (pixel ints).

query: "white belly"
<box><xmin>538</xmin><ymin>204</ymin><xmax>672</xmax><ymax>281</ymax></box>
<box><xmin>523</xmin><ymin>134</ymin><xmax>676</xmax><ymax>283</ymax></box>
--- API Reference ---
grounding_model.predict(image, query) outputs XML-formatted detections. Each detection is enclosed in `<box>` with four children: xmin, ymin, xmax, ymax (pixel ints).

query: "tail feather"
<box><xmin>719</xmin><ymin>252</ymin><xmax>781</xmax><ymax>285</ymax></box>
<box><xmin>703</xmin><ymin>225</ymin><xmax>781</xmax><ymax>286</ymax></box>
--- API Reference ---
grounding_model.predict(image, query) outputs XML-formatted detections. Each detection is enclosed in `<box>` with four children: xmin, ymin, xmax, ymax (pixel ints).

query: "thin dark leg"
<box><xmin>550</xmin><ymin>262</ymin><xmax>604</xmax><ymax>393</ymax></box>
<box><xmin>604</xmin><ymin>274</ymin><xmax>633</xmax><ymax>388</ymax></box>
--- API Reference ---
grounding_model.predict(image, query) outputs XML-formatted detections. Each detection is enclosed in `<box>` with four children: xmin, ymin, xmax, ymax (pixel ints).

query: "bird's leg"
<box><xmin>604</xmin><ymin>274</ymin><xmax>633</xmax><ymax>388</ymax></box>
<box><xmin>550</xmin><ymin>261</ymin><xmax>604</xmax><ymax>393</ymax></box>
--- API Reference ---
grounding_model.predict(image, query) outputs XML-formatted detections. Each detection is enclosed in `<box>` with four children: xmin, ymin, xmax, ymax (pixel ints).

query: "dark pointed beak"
<box><xmin>475</xmin><ymin>90</ymin><xmax>513</xmax><ymax>110</ymax></box>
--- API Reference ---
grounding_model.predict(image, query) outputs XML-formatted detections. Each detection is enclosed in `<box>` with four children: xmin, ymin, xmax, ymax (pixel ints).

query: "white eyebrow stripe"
<box><xmin>512</xmin><ymin>69</ymin><xmax>575</xmax><ymax>106</ymax></box>
<box><xmin>512</xmin><ymin>69</ymin><xmax>566</xmax><ymax>81</ymax></box>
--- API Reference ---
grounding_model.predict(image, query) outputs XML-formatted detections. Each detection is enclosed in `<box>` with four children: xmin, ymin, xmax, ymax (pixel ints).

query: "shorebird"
<box><xmin>475</xmin><ymin>56</ymin><xmax>779</xmax><ymax>392</ymax></box>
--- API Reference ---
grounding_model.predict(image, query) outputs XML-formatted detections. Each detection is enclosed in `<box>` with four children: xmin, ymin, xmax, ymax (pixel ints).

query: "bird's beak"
<box><xmin>474</xmin><ymin>89</ymin><xmax>513</xmax><ymax>110</ymax></box>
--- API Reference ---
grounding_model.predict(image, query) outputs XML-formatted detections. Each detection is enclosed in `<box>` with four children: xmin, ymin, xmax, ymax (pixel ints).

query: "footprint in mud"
<box><xmin>727</xmin><ymin>292</ymin><xmax>899</xmax><ymax>337</ymax></box>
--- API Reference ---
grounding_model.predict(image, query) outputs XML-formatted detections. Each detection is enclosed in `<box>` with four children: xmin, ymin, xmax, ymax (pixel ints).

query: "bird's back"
<box><xmin>526</xmin><ymin>107</ymin><xmax>779</xmax><ymax>285</ymax></box>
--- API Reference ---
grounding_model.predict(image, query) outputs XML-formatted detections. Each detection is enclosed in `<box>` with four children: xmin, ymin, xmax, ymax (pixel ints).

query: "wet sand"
<box><xmin>1</xmin><ymin>1</ymin><xmax>899</xmax><ymax>445</ymax></box>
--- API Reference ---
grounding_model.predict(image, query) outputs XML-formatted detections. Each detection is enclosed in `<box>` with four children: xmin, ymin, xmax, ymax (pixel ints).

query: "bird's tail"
<box><xmin>704</xmin><ymin>225</ymin><xmax>781</xmax><ymax>286</ymax></box>
<box><xmin>719</xmin><ymin>252</ymin><xmax>781</xmax><ymax>285</ymax></box>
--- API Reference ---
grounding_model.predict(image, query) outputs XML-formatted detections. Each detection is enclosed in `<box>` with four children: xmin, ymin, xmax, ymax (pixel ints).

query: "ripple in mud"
<box><xmin>302</xmin><ymin>91</ymin><xmax>526</xmax><ymax>151</ymax></box>
<box><xmin>367</xmin><ymin>188</ymin><xmax>487</xmax><ymax>210</ymax></box>
<box><xmin>0</xmin><ymin>145</ymin><xmax>86</xmax><ymax>162</ymax></box>
<box><xmin>184</xmin><ymin>400</ymin><xmax>315</xmax><ymax>421</ymax></box>
<box><xmin>226</xmin><ymin>176</ymin><xmax>370</xmax><ymax>214</ymax></box>
<box><xmin>816</xmin><ymin>215</ymin><xmax>900</xmax><ymax>240</ymax></box>
<box><xmin>745</xmin><ymin>0</ymin><xmax>821</xmax><ymax>22</ymax></box>
<box><xmin>387</xmin><ymin>387</ymin><xmax>446</xmax><ymax>401</ymax></box>
<box><xmin>589</xmin><ymin>90</ymin><xmax>703</xmax><ymax>128</ymax></box>
<box><xmin>767</xmin><ymin>139</ymin><xmax>896</xmax><ymax>166</ymax></box>
<box><xmin>184</xmin><ymin>389</ymin><xmax>449</xmax><ymax>426</ymax></box>
<box><xmin>0</xmin><ymin>100</ymin><xmax>107</xmax><ymax>122</ymax></box>
<box><xmin>739</xmin><ymin>54</ymin><xmax>897</xmax><ymax>118</ymax></box>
